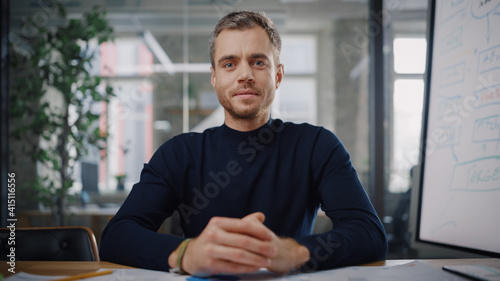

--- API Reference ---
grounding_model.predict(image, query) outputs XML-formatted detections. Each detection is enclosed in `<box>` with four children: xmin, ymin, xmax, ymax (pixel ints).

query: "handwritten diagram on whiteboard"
<box><xmin>419</xmin><ymin>0</ymin><xmax>500</xmax><ymax>254</ymax></box>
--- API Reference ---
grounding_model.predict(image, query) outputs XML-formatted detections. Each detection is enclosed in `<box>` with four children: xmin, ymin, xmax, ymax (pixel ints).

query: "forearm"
<box><xmin>308</xmin><ymin>129</ymin><xmax>388</xmax><ymax>269</ymax></box>
<box><xmin>99</xmin><ymin>157</ymin><xmax>185</xmax><ymax>271</ymax></box>
<box><xmin>100</xmin><ymin>217</ymin><xmax>184</xmax><ymax>271</ymax></box>
<box><xmin>295</xmin><ymin>217</ymin><xmax>387</xmax><ymax>271</ymax></box>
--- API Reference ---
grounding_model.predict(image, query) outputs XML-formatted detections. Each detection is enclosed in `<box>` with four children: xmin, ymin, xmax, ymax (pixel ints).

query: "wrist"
<box><xmin>285</xmin><ymin>238</ymin><xmax>310</xmax><ymax>268</ymax></box>
<box><xmin>168</xmin><ymin>247</ymin><xmax>179</xmax><ymax>268</ymax></box>
<box><xmin>295</xmin><ymin>243</ymin><xmax>310</xmax><ymax>266</ymax></box>
<box><xmin>169</xmin><ymin>238</ymin><xmax>192</xmax><ymax>274</ymax></box>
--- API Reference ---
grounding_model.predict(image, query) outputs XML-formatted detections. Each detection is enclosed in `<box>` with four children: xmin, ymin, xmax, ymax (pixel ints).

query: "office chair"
<box><xmin>0</xmin><ymin>226</ymin><xmax>99</xmax><ymax>261</ymax></box>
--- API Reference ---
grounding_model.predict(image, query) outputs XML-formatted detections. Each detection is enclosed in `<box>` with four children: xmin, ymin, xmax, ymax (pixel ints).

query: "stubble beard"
<box><xmin>225</xmin><ymin>101</ymin><xmax>262</xmax><ymax>120</ymax></box>
<box><xmin>218</xmin><ymin>89</ymin><xmax>273</xmax><ymax>120</ymax></box>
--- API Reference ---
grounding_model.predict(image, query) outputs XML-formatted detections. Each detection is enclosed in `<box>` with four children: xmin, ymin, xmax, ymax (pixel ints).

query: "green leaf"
<box><xmin>9</xmin><ymin>0</ymin><xmax>114</xmax><ymax>218</ymax></box>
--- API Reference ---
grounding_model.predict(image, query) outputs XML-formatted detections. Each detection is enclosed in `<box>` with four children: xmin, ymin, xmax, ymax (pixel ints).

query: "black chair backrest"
<box><xmin>0</xmin><ymin>227</ymin><xmax>99</xmax><ymax>261</ymax></box>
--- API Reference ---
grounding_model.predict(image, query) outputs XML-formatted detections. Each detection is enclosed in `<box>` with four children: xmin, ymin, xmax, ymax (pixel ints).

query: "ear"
<box><xmin>275</xmin><ymin>64</ymin><xmax>284</xmax><ymax>89</ymax></box>
<box><xmin>210</xmin><ymin>66</ymin><xmax>216</xmax><ymax>88</ymax></box>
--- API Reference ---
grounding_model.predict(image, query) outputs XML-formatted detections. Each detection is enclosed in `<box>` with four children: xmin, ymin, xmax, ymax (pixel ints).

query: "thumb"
<box><xmin>243</xmin><ymin>212</ymin><xmax>265</xmax><ymax>223</ymax></box>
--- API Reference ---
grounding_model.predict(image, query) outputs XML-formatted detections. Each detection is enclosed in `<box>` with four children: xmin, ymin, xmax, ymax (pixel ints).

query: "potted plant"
<box><xmin>9</xmin><ymin>0</ymin><xmax>115</xmax><ymax>226</ymax></box>
<box><xmin>114</xmin><ymin>174</ymin><xmax>127</xmax><ymax>191</ymax></box>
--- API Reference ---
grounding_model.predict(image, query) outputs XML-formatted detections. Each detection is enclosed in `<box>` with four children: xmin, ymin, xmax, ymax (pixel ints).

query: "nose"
<box><xmin>237</xmin><ymin>63</ymin><xmax>255</xmax><ymax>83</ymax></box>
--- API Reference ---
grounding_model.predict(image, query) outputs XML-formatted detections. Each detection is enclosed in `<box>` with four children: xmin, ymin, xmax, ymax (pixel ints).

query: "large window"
<box><xmin>391</xmin><ymin>37</ymin><xmax>427</xmax><ymax>192</ymax></box>
<box><xmin>383</xmin><ymin>2</ymin><xmax>429</xmax><ymax>258</ymax></box>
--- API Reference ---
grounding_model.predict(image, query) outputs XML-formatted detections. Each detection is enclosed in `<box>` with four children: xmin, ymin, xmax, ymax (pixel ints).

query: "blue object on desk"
<box><xmin>187</xmin><ymin>275</ymin><xmax>240</xmax><ymax>281</ymax></box>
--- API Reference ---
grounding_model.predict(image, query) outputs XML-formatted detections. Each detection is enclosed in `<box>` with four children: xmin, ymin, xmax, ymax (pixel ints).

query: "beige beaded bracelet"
<box><xmin>170</xmin><ymin>238</ymin><xmax>192</xmax><ymax>275</ymax></box>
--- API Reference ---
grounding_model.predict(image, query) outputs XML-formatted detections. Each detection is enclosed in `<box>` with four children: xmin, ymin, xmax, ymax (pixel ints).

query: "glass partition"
<box><xmin>9</xmin><ymin>0</ymin><xmax>376</xmax><ymax>241</ymax></box>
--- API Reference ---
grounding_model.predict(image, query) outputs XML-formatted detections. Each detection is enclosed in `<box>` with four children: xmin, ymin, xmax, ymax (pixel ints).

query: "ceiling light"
<box><xmin>143</xmin><ymin>30</ymin><xmax>176</xmax><ymax>75</ymax></box>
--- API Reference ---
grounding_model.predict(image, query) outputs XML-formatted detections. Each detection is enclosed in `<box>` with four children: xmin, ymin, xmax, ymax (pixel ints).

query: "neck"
<box><xmin>224</xmin><ymin>112</ymin><xmax>270</xmax><ymax>132</ymax></box>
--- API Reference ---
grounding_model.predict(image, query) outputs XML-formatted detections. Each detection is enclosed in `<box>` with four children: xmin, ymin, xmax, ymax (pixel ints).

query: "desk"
<box><xmin>0</xmin><ymin>261</ymin><xmax>132</xmax><ymax>277</ymax></box>
<box><xmin>2</xmin><ymin>259</ymin><xmax>499</xmax><ymax>278</ymax></box>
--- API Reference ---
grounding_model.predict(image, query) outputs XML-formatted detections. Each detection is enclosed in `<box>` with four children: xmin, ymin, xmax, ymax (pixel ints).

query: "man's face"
<box><xmin>211</xmin><ymin>27</ymin><xmax>283</xmax><ymax>122</ymax></box>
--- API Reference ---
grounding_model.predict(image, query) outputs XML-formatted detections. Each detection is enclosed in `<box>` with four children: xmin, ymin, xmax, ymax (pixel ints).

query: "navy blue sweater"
<box><xmin>100</xmin><ymin>119</ymin><xmax>387</xmax><ymax>271</ymax></box>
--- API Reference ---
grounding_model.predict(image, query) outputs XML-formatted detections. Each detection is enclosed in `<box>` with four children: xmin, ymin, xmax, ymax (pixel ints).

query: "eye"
<box><xmin>254</xmin><ymin>61</ymin><xmax>265</xmax><ymax>67</ymax></box>
<box><xmin>224</xmin><ymin>62</ymin><xmax>235</xmax><ymax>68</ymax></box>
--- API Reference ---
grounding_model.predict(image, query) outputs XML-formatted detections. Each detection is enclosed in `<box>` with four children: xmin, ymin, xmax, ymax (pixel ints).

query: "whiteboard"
<box><xmin>418</xmin><ymin>0</ymin><xmax>500</xmax><ymax>256</ymax></box>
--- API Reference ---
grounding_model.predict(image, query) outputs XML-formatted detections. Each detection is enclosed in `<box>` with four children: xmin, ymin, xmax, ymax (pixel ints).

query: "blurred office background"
<box><xmin>4</xmin><ymin>0</ymin><xmax>431</xmax><ymax>258</ymax></box>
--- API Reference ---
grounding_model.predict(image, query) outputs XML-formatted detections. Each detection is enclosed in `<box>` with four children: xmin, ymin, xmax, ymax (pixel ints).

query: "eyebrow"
<box><xmin>250</xmin><ymin>53</ymin><xmax>270</xmax><ymax>61</ymax></box>
<box><xmin>217</xmin><ymin>55</ymin><xmax>237</xmax><ymax>65</ymax></box>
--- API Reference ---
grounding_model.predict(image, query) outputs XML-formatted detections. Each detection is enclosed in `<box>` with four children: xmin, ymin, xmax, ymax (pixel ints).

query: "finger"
<box><xmin>207</xmin><ymin>229</ymin><xmax>277</xmax><ymax>257</ymax></box>
<box><xmin>243</xmin><ymin>212</ymin><xmax>265</xmax><ymax>223</ymax></box>
<box><xmin>209</xmin><ymin>217</ymin><xmax>273</xmax><ymax>241</ymax></box>
<box><xmin>207</xmin><ymin>243</ymin><xmax>271</xmax><ymax>268</ymax></box>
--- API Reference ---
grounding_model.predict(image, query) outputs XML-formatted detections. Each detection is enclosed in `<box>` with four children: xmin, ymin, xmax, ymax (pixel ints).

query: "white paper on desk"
<box><xmin>95</xmin><ymin>268</ymin><xmax>184</xmax><ymax>281</ymax></box>
<box><xmin>92</xmin><ymin>261</ymin><xmax>472</xmax><ymax>281</ymax></box>
<box><xmin>327</xmin><ymin>260</ymin><xmax>470</xmax><ymax>281</ymax></box>
<box><xmin>91</xmin><ymin>267</ymin><xmax>344</xmax><ymax>281</ymax></box>
<box><xmin>5</xmin><ymin>261</ymin><xmax>470</xmax><ymax>281</ymax></box>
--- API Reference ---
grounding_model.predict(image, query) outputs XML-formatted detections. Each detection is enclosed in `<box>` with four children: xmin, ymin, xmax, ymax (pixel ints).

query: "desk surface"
<box><xmin>1</xmin><ymin>259</ymin><xmax>499</xmax><ymax>277</ymax></box>
<box><xmin>1</xmin><ymin>261</ymin><xmax>132</xmax><ymax>277</ymax></box>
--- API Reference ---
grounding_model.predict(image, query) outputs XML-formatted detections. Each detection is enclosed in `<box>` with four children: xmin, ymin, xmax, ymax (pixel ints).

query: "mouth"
<box><xmin>234</xmin><ymin>89</ymin><xmax>259</xmax><ymax>99</ymax></box>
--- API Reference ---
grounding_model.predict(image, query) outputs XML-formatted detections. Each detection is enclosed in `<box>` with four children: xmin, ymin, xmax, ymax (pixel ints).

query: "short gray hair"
<box><xmin>209</xmin><ymin>11</ymin><xmax>281</xmax><ymax>68</ymax></box>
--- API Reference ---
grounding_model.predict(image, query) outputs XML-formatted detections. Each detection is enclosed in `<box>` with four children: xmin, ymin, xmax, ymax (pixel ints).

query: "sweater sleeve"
<box><xmin>99</xmin><ymin>138</ymin><xmax>186</xmax><ymax>271</ymax></box>
<box><xmin>295</xmin><ymin>128</ymin><xmax>387</xmax><ymax>271</ymax></box>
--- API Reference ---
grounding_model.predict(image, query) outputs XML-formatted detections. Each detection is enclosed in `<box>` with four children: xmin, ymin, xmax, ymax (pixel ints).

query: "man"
<box><xmin>100</xmin><ymin>11</ymin><xmax>387</xmax><ymax>276</ymax></box>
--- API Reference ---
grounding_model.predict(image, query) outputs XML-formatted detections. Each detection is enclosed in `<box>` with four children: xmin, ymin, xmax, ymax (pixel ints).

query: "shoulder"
<box><xmin>152</xmin><ymin>125</ymin><xmax>222</xmax><ymax>161</ymax></box>
<box><xmin>162</xmin><ymin>126</ymin><xmax>221</xmax><ymax>147</ymax></box>
<box><xmin>276</xmin><ymin>120</ymin><xmax>347</xmax><ymax>162</ymax></box>
<box><xmin>276</xmin><ymin>119</ymin><xmax>341</xmax><ymax>143</ymax></box>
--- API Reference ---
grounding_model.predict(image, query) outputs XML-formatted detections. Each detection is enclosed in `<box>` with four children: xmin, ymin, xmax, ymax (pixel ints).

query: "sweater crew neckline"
<box><xmin>221</xmin><ymin>118</ymin><xmax>274</xmax><ymax>144</ymax></box>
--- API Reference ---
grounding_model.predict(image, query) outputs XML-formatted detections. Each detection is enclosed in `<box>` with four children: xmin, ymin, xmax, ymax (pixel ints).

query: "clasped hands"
<box><xmin>168</xmin><ymin>212</ymin><xmax>310</xmax><ymax>276</ymax></box>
